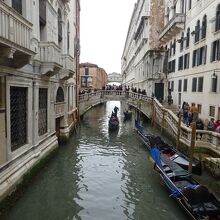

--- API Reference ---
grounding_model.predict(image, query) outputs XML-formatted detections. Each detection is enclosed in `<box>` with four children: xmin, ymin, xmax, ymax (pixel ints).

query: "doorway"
<box><xmin>154</xmin><ymin>83</ymin><xmax>164</xmax><ymax>102</ymax></box>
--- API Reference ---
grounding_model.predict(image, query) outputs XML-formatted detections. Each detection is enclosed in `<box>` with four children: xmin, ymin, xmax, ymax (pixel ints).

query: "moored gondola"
<box><xmin>150</xmin><ymin>148</ymin><xmax>220</xmax><ymax>220</ymax></box>
<box><xmin>135</xmin><ymin>120</ymin><xmax>202</xmax><ymax>175</ymax></box>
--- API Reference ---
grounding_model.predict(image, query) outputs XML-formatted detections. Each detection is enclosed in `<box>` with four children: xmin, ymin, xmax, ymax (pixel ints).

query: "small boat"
<box><xmin>135</xmin><ymin>120</ymin><xmax>202</xmax><ymax>175</ymax></box>
<box><xmin>150</xmin><ymin>148</ymin><xmax>220</xmax><ymax>220</ymax></box>
<box><xmin>124</xmin><ymin>110</ymin><xmax>132</xmax><ymax>120</ymax></box>
<box><xmin>108</xmin><ymin>115</ymin><xmax>119</xmax><ymax>130</ymax></box>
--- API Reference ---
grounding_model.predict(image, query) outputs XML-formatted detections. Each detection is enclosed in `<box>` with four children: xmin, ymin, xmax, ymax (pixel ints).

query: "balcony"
<box><xmin>38</xmin><ymin>42</ymin><xmax>62</xmax><ymax>77</ymax></box>
<box><xmin>0</xmin><ymin>1</ymin><xmax>35</xmax><ymax>68</ymax></box>
<box><xmin>159</xmin><ymin>13</ymin><xmax>185</xmax><ymax>41</ymax></box>
<box><xmin>60</xmin><ymin>54</ymin><xmax>75</xmax><ymax>80</ymax></box>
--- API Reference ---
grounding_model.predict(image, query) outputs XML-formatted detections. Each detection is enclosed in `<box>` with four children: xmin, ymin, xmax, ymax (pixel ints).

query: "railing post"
<box><xmin>161</xmin><ymin>108</ymin><xmax>165</xmax><ymax>133</ymax></box>
<box><xmin>188</xmin><ymin>122</ymin><xmax>196</xmax><ymax>173</ymax></box>
<box><xmin>176</xmin><ymin>113</ymin><xmax>182</xmax><ymax>150</ymax></box>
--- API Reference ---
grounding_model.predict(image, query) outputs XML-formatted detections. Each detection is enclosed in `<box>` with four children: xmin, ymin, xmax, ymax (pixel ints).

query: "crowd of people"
<box><xmin>178</xmin><ymin>101</ymin><xmax>220</xmax><ymax>133</ymax></box>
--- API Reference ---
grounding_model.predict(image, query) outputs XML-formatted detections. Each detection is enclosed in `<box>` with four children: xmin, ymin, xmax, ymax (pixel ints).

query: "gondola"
<box><xmin>124</xmin><ymin>110</ymin><xmax>132</xmax><ymax>120</ymax></box>
<box><xmin>135</xmin><ymin>120</ymin><xmax>202</xmax><ymax>175</ymax></box>
<box><xmin>108</xmin><ymin>115</ymin><xmax>119</xmax><ymax>130</ymax></box>
<box><xmin>150</xmin><ymin>148</ymin><xmax>220</xmax><ymax>220</ymax></box>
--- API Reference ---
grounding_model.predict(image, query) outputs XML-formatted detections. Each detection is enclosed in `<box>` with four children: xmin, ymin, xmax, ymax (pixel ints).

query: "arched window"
<box><xmin>180</xmin><ymin>32</ymin><xmax>184</xmax><ymax>51</ymax></box>
<box><xmin>58</xmin><ymin>9</ymin><xmax>62</xmax><ymax>42</ymax></box>
<box><xmin>195</xmin><ymin>20</ymin><xmax>200</xmax><ymax>43</ymax></box>
<box><xmin>216</xmin><ymin>4</ymin><xmax>220</xmax><ymax>32</ymax></box>
<box><xmin>173</xmin><ymin>39</ymin><xmax>176</xmax><ymax>55</ymax></box>
<box><xmin>67</xmin><ymin>21</ymin><xmax>70</xmax><ymax>52</ymax></box>
<box><xmin>186</xmin><ymin>28</ymin><xmax>190</xmax><ymax>47</ymax></box>
<box><xmin>201</xmin><ymin>15</ymin><xmax>207</xmax><ymax>39</ymax></box>
<box><xmin>56</xmin><ymin>87</ymin><xmax>64</xmax><ymax>102</ymax></box>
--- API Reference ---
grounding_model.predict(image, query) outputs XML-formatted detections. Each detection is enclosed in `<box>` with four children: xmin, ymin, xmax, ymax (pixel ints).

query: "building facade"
<box><xmin>0</xmin><ymin>0</ymin><xmax>80</xmax><ymax>201</ymax></box>
<box><xmin>121</xmin><ymin>0</ymin><xmax>166</xmax><ymax>100</ymax></box>
<box><xmin>160</xmin><ymin>0</ymin><xmax>220</xmax><ymax>120</ymax></box>
<box><xmin>79</xmin><ymin>62</ymin><xmax>108</xmax><ymax>91</ymax></box>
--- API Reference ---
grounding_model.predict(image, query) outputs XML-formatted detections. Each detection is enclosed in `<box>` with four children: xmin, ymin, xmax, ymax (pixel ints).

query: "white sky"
<box><xmin>80</xmin><ymin>0</ymin><xmax>136</xmax><ymax>74</ymax></box>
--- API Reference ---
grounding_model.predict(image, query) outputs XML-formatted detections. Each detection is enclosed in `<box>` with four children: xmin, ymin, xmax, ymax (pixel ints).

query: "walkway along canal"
<box><xmin>0</xmin><ymin>101</ymin><xmax>191</xmax><ymax>220</ymax></box>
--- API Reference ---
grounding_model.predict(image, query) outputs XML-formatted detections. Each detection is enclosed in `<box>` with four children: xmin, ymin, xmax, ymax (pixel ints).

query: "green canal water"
<box><xmin>1</xmin><ymin>101</ymin><xmax>188</xmax><ymax>220</ymax></box>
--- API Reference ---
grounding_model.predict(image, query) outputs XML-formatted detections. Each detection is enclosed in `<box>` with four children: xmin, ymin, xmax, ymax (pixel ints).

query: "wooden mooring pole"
<box><xmin>176</xmin><ymin>113</ymin><xmax>182</xmax><ymax>150</ymax></box>
<box><xmin>188</xmin><ymin>122</ymin><xmax>196</xmax><ymax>173</ymax></box>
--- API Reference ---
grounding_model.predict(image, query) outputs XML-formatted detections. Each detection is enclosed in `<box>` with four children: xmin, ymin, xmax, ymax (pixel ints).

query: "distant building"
<box><xmin>108</xmin><ymin>72</ymin><xmax>122</xmax><ymax>84</ymax></box>
<box><xmin>79</xmin><ymin>62</ymin><xmax>108</xmax><ymax>91</ymax></box>
<box><xmin>160</xmin><ymin>0</ymin><xmax>220</xmax><ymax>120</ymax></box>
<box><xmin>121</xmin><ymin>0</ymin><xmax>166</xmax><ymax>100</ymax></box>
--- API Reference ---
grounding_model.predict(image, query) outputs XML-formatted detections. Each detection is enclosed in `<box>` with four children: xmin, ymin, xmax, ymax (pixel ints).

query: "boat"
<box><xmin>108</xmin><ymin>115</ymin><xmax>119</xmax><ymax>130</ymax></box>
<box><xmin>135</xmin><ymin>120</ymin><xmax>202</xmax><ymax>175</ymax></box>
<box><xmin>124</xmin><ymin>110</ymin><xmax>132</xmax><ymax>120</ymax></box>
<box><xmin>150</xmin><ymin>147</ymin><xmax>220</xmax><ymax>220</ymax></box>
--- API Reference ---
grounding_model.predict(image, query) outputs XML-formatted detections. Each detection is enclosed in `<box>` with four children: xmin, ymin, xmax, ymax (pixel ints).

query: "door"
<box><xmin>218</xmin><ymin>107</ymin><xmax>220</xmax><ymax>120</ymax></box>
<box><xmin>154</xmin><ymin>83</ymin><xmax>164</xmax><ymax>101</ymax></box>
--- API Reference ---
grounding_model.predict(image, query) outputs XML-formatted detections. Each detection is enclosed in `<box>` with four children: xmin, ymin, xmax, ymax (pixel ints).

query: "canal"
<box><xmin>1</xmin><ymin>101</ymin><xmax>188</xmax><ymax>220</ymax></box>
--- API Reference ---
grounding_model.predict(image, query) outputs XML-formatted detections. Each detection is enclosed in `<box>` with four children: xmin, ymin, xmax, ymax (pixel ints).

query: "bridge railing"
<box><xmin>153</xmin><ymin>98</ymin><xmax>220</xmax><ymax>153</ymax></box>
<box><xmin>79</xmin><ymin>91</ymin><xmax>220</xmax><ymax>153</ymax></box>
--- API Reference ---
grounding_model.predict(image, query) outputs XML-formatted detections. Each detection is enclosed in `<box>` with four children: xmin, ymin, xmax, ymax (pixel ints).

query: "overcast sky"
<box><xmin>80</xmin><ymin>0</ymin><xmax>136</xmax><ymax>74</ymax></box>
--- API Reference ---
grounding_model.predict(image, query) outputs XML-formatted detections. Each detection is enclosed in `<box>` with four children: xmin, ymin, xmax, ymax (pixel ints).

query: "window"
<box><xmin>184</xmin><ymin>53</ymin><xmax>190</xmax><ymax>69</ymax></box>
<box><xmin>211</xmin><ymin>75</ymin><xmax>218</xmax><ymax>92</ymax></box>
<box><xmin>58</xmin><ymin>9</ymin><xmax>62</xmax><ymax>42</ymax></box>
<box><xmin>180</xmin><ymin>32</ymin><xmax>184</xmax><ymax>51</ymax></box>
<box><xmin>168</xmin><ymin>60</ymin><xmax>176</xmax><ymax>73</ymax></box>
<box><xmin>192</xmin><ymin>50</ymin><xmax>197</xmax><ymax>67</ymax></box>
<box><xmin>169</xmin><ymin>42</ymin><xmax>172</xmax><ymax>56</ymax></box>
<box><xmin>56</xmin><ymin>87</ymin><xmax>64</xmax><ymax>102</ymax></box>
<box><xmin>209</xmin><ymin>106</ymin><xmax>215</xmax><ymax>117</ymax></box>
<box><xmin>10</xmin><ymin>87</ymin><xmax>27</xmax><ymax>151</ymax></box>
<box><xmin>173</xmin><ymin>40</ymin><xmax>176</xmax><ymax>55</ymax></box>
<box><xmin>188</xmin><ymin>0</ymin><xmax>192</xmax><ymax>10</ymax></box>
<box><xmin>85</xmin><ymin>67</ymin><xmax>89</xmax><ymax>75</ymax></box>
<box><xmin>186</xmin><ymin>28</ymin><xmax>190</xmax><ymax>48</ymax></box>
<box><xmin>197</xmin><ymin>46</ymin><xmax>207</xmax><ymax>66</ymax></box>
<box><xmin>216</xmin><ymin>4</ymin><xmax>220</xmax><ymax>32</ymax></box>
<box><xmin>198</xmin><ymin>77</ymin><xmax>203</xmax><ymax>92</ymax></box>
<box><xmin>180</xmin><ymin>0</ymin><xmax>185</xmax><ymax>13</ymax></box>
<box><xmin>38</xmin><ymin>88</ymin><xmax>48</xmax><ymax>136</ymax></box>
<box><xmin>197</xmin><ymin>104</ymin><xmax>202</xmax><ymax>113</ymax></box>
<box><xmin>195</xmin><ymin>20</ymin><xmax>200</xmax><ymax>43</ymax></box>
<box><xmin>211</xmin><ymin>39</ymin><xmax>220</xmax><ymax>62</ymax></box>
<box><xmin>12</xmin><ymin>0</ymin><xmax>22</xmax><ymax>14</ymax></box>
<box><xmin>178</xmin><ymin>80</ymin><xmax>182</xmax><ymax>92</ymax></box>
<box><xmin>67</xmin><ymin>22</ymin><xmax>70</xmax><ymax>52</ymax></box>
<box><xmin>183</xmin><ymin>79</ymin><xmax>188</xmax><ymax>92</ymax></box>
<box><xmin>178</xmin><ymin>56</ymin><xmax>183</xmax><ymax>70</ymax></box>
<box><xmin>192</xmin><ymin>78</ymin><xmax>197</xmax><ymax>92</ymax></box>
<box><xmin>171</xmin><ymin>81</ymin><xmax>174</xmax><ymax>91</ymax></box>
<box><xmin>201</xmin><ymin>15</ymin><xmax>207</xmax><ymax>39</ymax></box>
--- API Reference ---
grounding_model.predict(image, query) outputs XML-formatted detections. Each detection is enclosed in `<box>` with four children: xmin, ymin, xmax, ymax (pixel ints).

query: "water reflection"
<box><xmin>1</xmin><ymin>101</ymin><xmax>188</xmax><ymax>220</ymax></box>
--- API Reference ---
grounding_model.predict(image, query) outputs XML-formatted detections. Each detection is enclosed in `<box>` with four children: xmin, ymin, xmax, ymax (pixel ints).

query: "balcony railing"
<box><xmin>61</xmin><ymin>54</ymin><xmax>74</xmax><ymax>71</ymax></box>
<box><xmin>38</xmin><ymin>42</ymin><xmax>62</xmax><ymax>76</ymax></box>
<box><xmin>39</xmin><ymin>42</ymin><xmax>61</xmax><ymax>65</ymax></box>
<box><xmin>0</xmin><ymin>1</ymin><xmax>32</xmax><ymax>51</ymax></box>
<box><xmin>159</xmin><ymin>13</ymin><xmax>185</xmax><ymax>41</ymax></box>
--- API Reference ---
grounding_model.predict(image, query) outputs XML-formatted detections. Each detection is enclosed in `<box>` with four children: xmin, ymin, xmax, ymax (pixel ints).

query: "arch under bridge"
<box><xmin>79</xmin><ymin>90</ymin><xmax>220</xmax><ymax>166</ymax></box>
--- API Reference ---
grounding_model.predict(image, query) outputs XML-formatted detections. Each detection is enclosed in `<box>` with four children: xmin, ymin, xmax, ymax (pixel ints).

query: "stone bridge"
<box><xmin>79</xmin><ymin>90</ymin><xmax>220</xmax><ymax>176</ymax></box>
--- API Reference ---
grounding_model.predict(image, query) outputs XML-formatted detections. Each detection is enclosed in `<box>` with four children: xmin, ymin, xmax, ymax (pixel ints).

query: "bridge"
<box><xmin>79</xmin><ymin>90</ymin><xmax>220</xmax><ymax>176</ymax></box>
<box><xmin>107</xmin><ymin>72</ymin><xmax>122</xmax><ymax>84</ymax></box>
